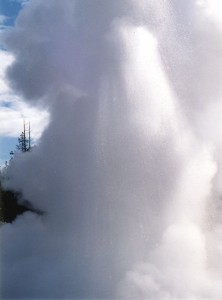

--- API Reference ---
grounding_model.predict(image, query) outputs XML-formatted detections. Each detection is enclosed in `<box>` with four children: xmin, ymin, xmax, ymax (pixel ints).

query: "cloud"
<box><xmin>11</xmin><ymin>0</ymin><xmax>30</xmax><ymax>4</ymax></box>
<box><xmin>0</xmin><ymin>15</ymin><xmax>8</xmax><ymax>25</ymax></box>
<box><xmin>0</xmin><ymin>49</ymin><xmax>49</xmax><ymax>140</ymax></box>
<box><xmin>1</xmin><ymin>0</ymin><xmax>222</xmax><ymax>299</ymax></box>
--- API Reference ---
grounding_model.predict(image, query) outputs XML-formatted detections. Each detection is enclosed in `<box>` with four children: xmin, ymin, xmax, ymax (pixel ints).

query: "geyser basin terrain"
<box><xmin>1</xmin><ymin>0</ymin><xmax>222</xmax><ymax>299</ymax></box>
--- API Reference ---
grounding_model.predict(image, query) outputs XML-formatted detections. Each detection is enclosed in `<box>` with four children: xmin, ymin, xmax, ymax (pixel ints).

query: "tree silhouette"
<box><xmin>16</xmin><ymin>121</ymin><xmax>31</xmax><ymax>153</ymax></box>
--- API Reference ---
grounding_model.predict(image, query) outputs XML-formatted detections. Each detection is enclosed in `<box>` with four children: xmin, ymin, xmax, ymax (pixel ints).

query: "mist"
<box><xmin>1</xmin><ymin>0</ymin><xmax>222</xmax><ymax>298</ymax></box>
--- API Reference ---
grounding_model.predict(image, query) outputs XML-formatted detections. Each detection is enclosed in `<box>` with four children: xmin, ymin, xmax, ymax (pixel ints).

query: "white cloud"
<box><xmin>10</xmin><ymin>0</ymin><xmax>30</xmax><ymax>6</ymax></box>
<box><xmin>0</xmin><ymin>15</ymin><xmax>8</xmax><ymax>25</ymax></box>
<box><xmin>0</xmin><ymin>50</ymin><xmax>14</xmax><ymax>93</ymax></box>
<box><xmin>0</xmin><ymin>50</ymin><xmax>49</xmax><ymax>141</ymax></box>
<box><xmin>2</xmin><ymin>1</ymin><xmax>222</xmax><ymax>299</ymax></box>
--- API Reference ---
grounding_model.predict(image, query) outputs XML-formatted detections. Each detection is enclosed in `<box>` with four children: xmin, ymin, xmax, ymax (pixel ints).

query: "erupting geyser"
<box><xmin>1</xmin><ymin>0</ymin><xmax>222</xmax><ymax>299</ymax></box>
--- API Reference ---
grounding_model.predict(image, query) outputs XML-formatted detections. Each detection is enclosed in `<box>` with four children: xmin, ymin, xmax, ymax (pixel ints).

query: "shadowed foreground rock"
<box><xmin>0</xmin><ymin>187</ymin><xmax>43</xmax><ymax>223</ymax></box>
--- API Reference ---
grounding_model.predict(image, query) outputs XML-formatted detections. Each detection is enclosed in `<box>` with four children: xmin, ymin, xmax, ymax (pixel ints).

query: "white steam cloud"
<box><xmin>0</xmin><ymin>50</ymin><xmax>49</xmax><ymax>141</ymax></box>
<box><xmin>1</xmin><ymin>0</ymin><xmax>222</xmax><ymax>299</ymax></box>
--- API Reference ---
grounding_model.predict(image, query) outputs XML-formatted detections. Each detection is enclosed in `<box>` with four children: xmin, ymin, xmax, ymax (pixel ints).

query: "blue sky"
<box><xmin>0</xmin><ymin>0</ymin><xmax>21</xmax><ymax>166</ymax></box>
<box><xmin>0</xmin><ymin>0</ymin><xmax>23</xmax><ymax>26</ymax></box>
<box><xmin>0</xmin><ymin>136</ymin><xmax>17</xmax><ymax>167</ymax></box>
<box><xmin>0</xmin><ymin>0</ymin><xmax>48</xmax><ymax>167</ymax></box>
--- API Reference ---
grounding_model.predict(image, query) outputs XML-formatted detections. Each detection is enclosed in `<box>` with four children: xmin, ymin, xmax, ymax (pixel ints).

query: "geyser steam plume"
<box><xmin>1</xmin><ymin>0</ymin><xmax>222</xmax><ymax>298</ymax></box>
